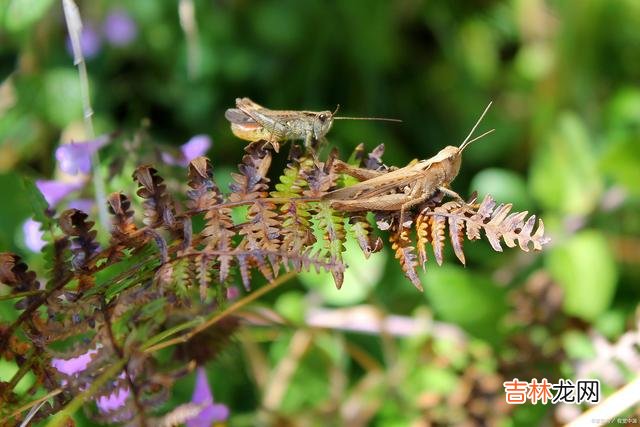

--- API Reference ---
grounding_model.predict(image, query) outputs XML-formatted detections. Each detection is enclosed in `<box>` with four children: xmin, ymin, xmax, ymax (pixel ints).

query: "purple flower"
<box><xmin>96</xmin><ymin>386</ymin><xmax>130</xmax><ymax>413</ymax></box>
<box><xmin>52</xmin><ymin>347</ymin><xmax>99</xmax><ymax>376</ymax></box>
<box><xmin>36</xmin><ymin>179</ymin><xmax>84</xmax><ymax>207</ymax></box>
<box><xmin>103</xmin><ymin>9</ymin><xmax>137</xmax><ymax>46</ymax></box>
<box><xmin>68</xmin><ymin>198</ymin><xmax>94</xmax><ymax>214</ymax></box>
<box><xmin>66</xmin><ymin>24</ymin><xmax>102</xmax><ymax>59</ymax></box>
<box><xmin>51</xmin><ymin>348</ymin><xmax>130</xmax><ymax>414</ymax></box>
<box><xmin>226</xmin><ymin>286</ymin><xmax>239</xmax><ymax>301</ymax></box>
<box><xmin>55</xmin><ymin>135</ymin><xmax>110</xmax><ymax>175</ymax></box>
<box><xmin>23</xmin><ymin>219</ymin><xmax>46</xmax><ymax>252</ymax></box>
<box><xmin>162</xmin><ymin>135</ymin><xmax>212</xmax><ymax>167</ymax></box>
<box><xmin>187</xmin><ymin>367</ymin><xmax>229</xmax><ymax>427</ymax></box>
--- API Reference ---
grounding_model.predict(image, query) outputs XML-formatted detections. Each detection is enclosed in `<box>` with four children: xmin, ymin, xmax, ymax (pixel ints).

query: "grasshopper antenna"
<box><xmin>459</xmin><ymin>101</ymin><xmax>494</xmax><ymax>152</ymax></box>
<box><xmin>334</xmin><ymin>116</ymin><xmax>402</xmax><ymax>123</ymax></box>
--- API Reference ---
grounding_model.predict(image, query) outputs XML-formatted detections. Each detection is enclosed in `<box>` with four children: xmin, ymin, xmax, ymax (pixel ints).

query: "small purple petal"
<box><xmin>181</xmin><ymin>135</ymin><xmax>212</xmax><ymax>163</ymax></box>
<box><xmin>226</xmin><ymin>286</ymin><xmax>239</xmax><ymax>301</ymax></box>
<box><xmin>162</xmin><ymin>135</ymin><xmax>212</xmax><ymax>167</ymax></box>
<box><xmin>36</xmin><ymin>180</ymin><xmax>84</xmax><ymax>207</ymax></box>
<box><xmin>104</xmin><ymin>10</ymin><xmax>137</xmax><ymax>46</ymax></box>
<box><xmin>96</xmin><ymin>387</ymin><xmax>130</xmax><ymax>413</ymax></box>
<box><xmin>52</xmin><ymin>348</ymin><xmax>99</xmax><ymax>376</ymax></box>
<box><xmin>56</xmin><ymin>136</ymin><xmax>110</xmax><ymax>175</ymax></box>
<box><xmin>66</xmin><ymin>24</ymin><xmax>102</xmax><ymax>59</ymax></box>
<box><xmin>68</xmin><ymin>199</ymin><xmax>94</xmax><ymax>214</ymax></box>
<box><xmin>161</xmin><ymin>151</ymin><xmax>179</xmax><ymax>166</ymax></box>
<box><xmin>187</xmin><ymin>367</ymin><xmax>229</xmax><ymax>427</ymax></box>
<box><xmin>23</xmin><ymin>219</ymin><xmax>46</xmax><ymax>252</ymax></box>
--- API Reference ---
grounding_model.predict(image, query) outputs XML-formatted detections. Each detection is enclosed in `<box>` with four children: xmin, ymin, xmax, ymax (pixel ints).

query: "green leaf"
<box><xmin>42</xmin><ymin>68</ymin><xmax>84</xmax><ymax>127</ymax></box>
<box><xmin>299</xmin><ymin>238</ymin><xmax>386</xmax><ymax>306</ymax></box>
<box><xmin>275</xmin><ymin>291</ymin><xmax>305</xmax><ymax>324</ymax></box>
<box><xmin>601</xmin><ymin>135</ymin><xmax>640</xmax><ymax>195</ymax></box>
<box><xmin>546</xmin><ymin>230</ymin><xmax>618</xmax><ymax>321</ymax></box>
<box><xmin>563</xmin><ymin>330</ymin><xmax>596</xmax><ymax>360</ymax></box>
<box><xmin>529</xmin><ymin>113</ymin><xmax>602</xmax><ymax>214</ymax></box>
<box><xmin>422</xmin><ymin>266</ymin><xmax>507</xmax><ymax>344</ymax></box>
<box><xmin>23</xmin><ymin>177</ymin><xmax>51</xmax><ymax>226</ymax></box>
<box><xmin>4</xmin><ymin>0</ymin><xmax>55</xmax><ymax>33</ymax></box>
<box><xmin>458</xmin><ymin>20</ymin><xmax>498</xmax><ymax>84</ymax></box>
<box><xmin>470</xmin><ymin>168</ymin><xmax>531</xmax><ymax>211</ymax></box>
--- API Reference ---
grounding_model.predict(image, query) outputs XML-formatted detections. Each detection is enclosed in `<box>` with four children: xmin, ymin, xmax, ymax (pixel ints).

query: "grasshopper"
<box><xmin>323</xmin><ymin>102</ymin><xmax>494</xmax><ymax>219</ymax></box>
<box><xmin>225</xmin><ymin>97</ymin><xmax>401</xmax><ymax>152</ymax></box>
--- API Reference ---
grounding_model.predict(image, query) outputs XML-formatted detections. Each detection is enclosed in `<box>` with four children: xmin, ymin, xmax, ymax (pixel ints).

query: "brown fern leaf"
<box><xmin>0</xmin><ymin>253</ymin><xmax>40</xmax><ymax>310</ymax></box>
<box><xmin>133</xmin><ymin>165</ymin><xmax>178</xmax><ymax>229</ymax></box>
<box><xmin>287</xmin><ymin>248</ymin><xmax>346</xmax><ymax>275</ymax></box>
<box><xmin>349</xmin><ymin>214</ymin><xmax>383</xmax><ymax>259</ymax></box>
<box><xmin>240</xmin><ymin>201</ymin><xmax>281</xmax><ymax>253</ymax></box>
<box><xmin>203</xmin><ymin>207</ymin><xmax>234</xmax><ymax>284</ymax></box>
<box><xmin>430</xmin><ymin>206</ymin><xmax>448</xmax><ymax>266</ymax></box>
<box><xmin>448</xmin><ymin>207</ymin><xmax>467</xmax><ymax>265</ymax></box>
<box><xmin>304</xmin><ymin>149</ymin><xmax>339</xmax><ymax>196</ymax></box>
<box><xmin>466</xmin><ymin>194</ymin><xmax>496</xmax><ymax>240</ymax></box>
<box><xmin>415</xmin><ymin>208</ymin><xmax>431</xmax><ymax>269</ymax></box>
<box><xmin>365</xmin><ymin>143</ymin><xmax>388</xmax><ymax>171</ymax></box>
<box><xmin>389</xmin><ymin>222</ymin><xmax>422</xmax><ymax>291</ymax></box>
<box><xmin>58</xmin><ymin>209</ymin><xmax>100</xmax><ymax>274</ymax></box>
<box><xmin>186</xmin><ymin>156</ymin><xmax>223</xmax><ymax>210</ymax></box>
<box><xmin>186</xmin><ymin>156</ymin><xmax>235</xmax><ymax>285</ymax></box>
<box><xmin>228</xmin><ymin>144</ymin><xmax>281</xmax><ymax>281</ymax></box>
<box><xmin>228</xmin><ymin>142</ymin><xmax>272</xmax><ymax>201</ymax></box>
<box><xmin>107</xmin><ymin>192</ymin><xmax>138</xmax><ymax>242</ymax></box>
<box><xmin>466</xmin><ymin>195</ymin><xmax>550</xmax><ymax>252</ymax></box>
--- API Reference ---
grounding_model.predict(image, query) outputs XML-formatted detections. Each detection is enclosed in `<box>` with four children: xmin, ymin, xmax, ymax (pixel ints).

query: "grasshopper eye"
<box><xmin>318</xmin><ymin>114</ymin><xmax>327</xmax><ymax>122</ymax></box>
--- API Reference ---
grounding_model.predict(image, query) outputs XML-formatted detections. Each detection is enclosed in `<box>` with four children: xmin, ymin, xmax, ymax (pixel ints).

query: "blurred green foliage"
<box><xmin>1</xmin><ymin>0</ymin><xmax>640</xmax><ymax>425</ymax></box>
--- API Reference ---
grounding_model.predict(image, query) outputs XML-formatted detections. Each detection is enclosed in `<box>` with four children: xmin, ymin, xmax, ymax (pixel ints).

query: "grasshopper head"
<box><xmin>313</xmin><ymin>111</ymin><xmax>334</xmax><ymax>140</ymax></box>
<box><xmin>434</xmin><ymin>145</ymin><xmax>463</xmax><ymax>182</ymax></box>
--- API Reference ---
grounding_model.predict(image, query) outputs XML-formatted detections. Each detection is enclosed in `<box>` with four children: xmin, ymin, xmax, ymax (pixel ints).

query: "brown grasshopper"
<box><xmin>323</xmin><ymin>102</ymin><xmax>494</xmax><ymax>218</ymax></box>
<box><xmin>225</xmin><ymin>97</ymin><xmax>401</xmax><ymax>152</ymax></box>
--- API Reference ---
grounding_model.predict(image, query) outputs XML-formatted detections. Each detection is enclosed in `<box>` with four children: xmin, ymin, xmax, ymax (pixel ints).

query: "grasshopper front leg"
<box><xmin>437</xmin><ymin>186</ymin><xmax>464</xmax><ymax>202</ymax></box>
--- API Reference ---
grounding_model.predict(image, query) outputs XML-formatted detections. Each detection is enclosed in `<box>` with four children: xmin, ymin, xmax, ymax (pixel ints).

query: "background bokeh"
<box><xmin>1</xmin><ymin>0</ymin><xmax>640</xmax><ymax>425</ymax></box>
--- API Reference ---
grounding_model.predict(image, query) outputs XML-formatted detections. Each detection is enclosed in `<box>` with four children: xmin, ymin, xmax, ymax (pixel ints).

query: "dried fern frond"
<box><xmin>387</xmin><ymin>194</ymin><xmax>550</xmax><ymax>289</ymax></box>
<box><xmin>465</xmin><ymin>195</ymin><xmax>549</xmax><ymax>252</ymax></box>
<box><xmin>133</xmin><ymin>165</ymin><xmax>178</xmax><ymax>230</ymax></box>
<box><xmin>389</xmin><ymin>220</ymin><xmax>422</xmax><ymax>291</ymax></box>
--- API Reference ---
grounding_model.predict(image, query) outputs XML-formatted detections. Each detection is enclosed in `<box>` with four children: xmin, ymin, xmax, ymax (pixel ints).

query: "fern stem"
<box><xmin>189</xmin><ymin>196</ymin><xmax>322</xmax><ymax>215</ymax></box>
<box><xmin>8</xmin><ymin>389</ymin><xmax>62</xmax><ymax>423</ymax></box>
<box><xmin>178</xmin><ymin>0</ymin><xmax>200</xmax><ymax>79</ymax></box>
<box><xmin>142</xmin><ymin>271</ymin><xmax>297</xmax><ymax>353</ymax></box>
<box><xmin>6</xmin><ymin>349</ymin><xmax>36</xmax><ymax>393</ymax></box>
<box><xmin>0</xmin><ymin>290</ymin><xmax>44</xmax><ymax>301</ymax></box>
<box><xmin>140</xmin><ymin>318</ymin><xmax>203</xmax><ymax>351</ymax></box>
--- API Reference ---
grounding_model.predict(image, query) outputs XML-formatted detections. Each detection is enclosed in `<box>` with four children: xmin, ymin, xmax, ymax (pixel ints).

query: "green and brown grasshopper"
<box><xmin>225</xmin><ymin>97</ymin><xmax>401</xmax><ymax>152</ymax></box>
<box><xmin>323</xmin><ymin>102</ymin><xmax>494</xmax><ymax>218</ymax></box>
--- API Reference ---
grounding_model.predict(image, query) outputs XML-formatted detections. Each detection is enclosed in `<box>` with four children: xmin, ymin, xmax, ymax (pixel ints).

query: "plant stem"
<box><xmin>62</xmin><ymin>0</ymin><xmax>109</xmax><ymax>231</ymax></box>
<box><xmin>142</xmin><ymin>271</ymin><xmax>297</xmax><ymax>353</ymax></box>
